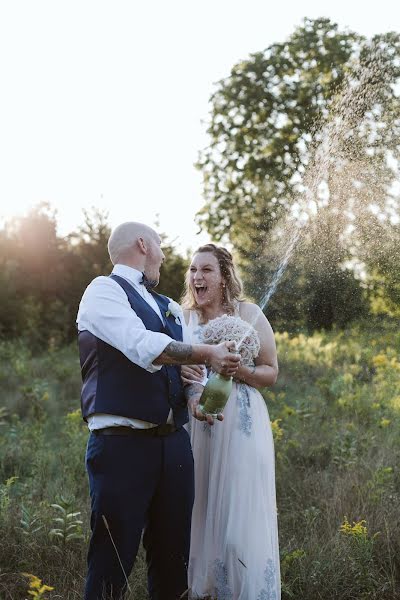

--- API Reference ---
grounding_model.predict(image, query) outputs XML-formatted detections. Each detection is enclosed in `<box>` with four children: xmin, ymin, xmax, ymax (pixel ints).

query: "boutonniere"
<box><xmin>166</xmin><ymin>300</ymin><xmax>182</xmax><ymax>324</ymax></box>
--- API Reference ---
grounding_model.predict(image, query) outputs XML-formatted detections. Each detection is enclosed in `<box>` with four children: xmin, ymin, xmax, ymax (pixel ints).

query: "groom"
<box><xmin>77</xmin><ymin>221</ymin><xmax>240</xmax><ymax>600</ymax></box>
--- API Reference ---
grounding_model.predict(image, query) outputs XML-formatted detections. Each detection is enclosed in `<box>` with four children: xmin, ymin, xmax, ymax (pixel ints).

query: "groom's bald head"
<box><xmin>108</xmin><ymin>222</ymin><xmax>158</xmax><ymax>265</ymax></box>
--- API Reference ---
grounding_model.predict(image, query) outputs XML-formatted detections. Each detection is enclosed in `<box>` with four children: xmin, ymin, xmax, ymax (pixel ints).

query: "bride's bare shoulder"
<box><xmin>238</xmin><ymin>301</ymin><xmax>263</xmax><ymax>320</ymax></box>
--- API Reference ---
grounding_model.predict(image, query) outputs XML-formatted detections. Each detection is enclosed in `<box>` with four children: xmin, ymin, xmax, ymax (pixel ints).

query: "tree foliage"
<box><xmin>0</xmin><ymin>205</ymin><xmax>187</xmax><ymax>348</ymax></box>
<box><xmin>196</xmin><ymin>18</ymin><xmax>400</xmax><ymax>329</ymax></box>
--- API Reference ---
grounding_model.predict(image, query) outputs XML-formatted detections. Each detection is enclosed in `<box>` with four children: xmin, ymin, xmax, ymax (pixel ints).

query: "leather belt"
<box><xmin>93</xmin><ymin>424</ymin><xmax>178</xmax><ymax>437</ymax></box>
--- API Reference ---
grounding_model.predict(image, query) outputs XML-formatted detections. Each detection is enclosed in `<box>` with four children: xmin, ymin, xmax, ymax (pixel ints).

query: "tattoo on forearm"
<box><xmin>164</xmin><ymin>342</ymin><xmax>193</xmax><ymax>362</ymax></box>
<box><xmin>184</xmin><ymin>382</ymin><xmax>204</xmax><ymax>404</ymax></box>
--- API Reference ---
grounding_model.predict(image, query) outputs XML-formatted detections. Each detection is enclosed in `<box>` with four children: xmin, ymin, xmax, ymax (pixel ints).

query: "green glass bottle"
<box><xmin>198</xmin><ymin>371</ymin><xmax>233</xmax><ymax>417</ymax></box>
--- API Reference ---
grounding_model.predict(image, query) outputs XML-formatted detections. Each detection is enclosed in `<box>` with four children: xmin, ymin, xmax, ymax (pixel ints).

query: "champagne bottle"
<box><xmin>198</xmin><ymin>371</ymin><xmax>233</xmax><ymax>417</ymax></box>
<box><xmin>198</xmin><ymin>343</ymin><xmax>238</xmax><ymax>417</ymax></box>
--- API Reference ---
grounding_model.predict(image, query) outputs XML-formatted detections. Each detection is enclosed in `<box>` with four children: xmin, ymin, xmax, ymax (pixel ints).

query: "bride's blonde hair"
<box><xmin>181</xmin><ymin>244</ymin><xmax>244</xmax><ymax>316</ymax></box>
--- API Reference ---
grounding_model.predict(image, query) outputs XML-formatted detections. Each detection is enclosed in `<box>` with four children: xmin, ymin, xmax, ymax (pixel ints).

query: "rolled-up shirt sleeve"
<box><xmin>76</xmin><ymin>276</ymin><xmax>172</xmax><ymax>372</ymax></box>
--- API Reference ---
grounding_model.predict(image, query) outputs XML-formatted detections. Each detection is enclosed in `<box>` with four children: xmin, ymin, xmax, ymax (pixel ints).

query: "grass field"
<box><xmin>0</xmin><ymin>320</ymin><xmax>399</xmax><ymax>599</ymax></box>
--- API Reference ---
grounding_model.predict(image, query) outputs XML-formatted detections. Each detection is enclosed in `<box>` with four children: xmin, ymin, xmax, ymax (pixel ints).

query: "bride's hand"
<box><xmin>184</xmin><ymin>378</ymin><xmax>224</xmax><ymax>425</ymax></box>
<box><xmin>181</xmin><ymin>364</ymin><xmax>206</xmax><ymax>385</ymax></box>
<box><xmin>188</xmin><ymin>392</ymin><xmax>224</xmax><ymax>425</ymax></box>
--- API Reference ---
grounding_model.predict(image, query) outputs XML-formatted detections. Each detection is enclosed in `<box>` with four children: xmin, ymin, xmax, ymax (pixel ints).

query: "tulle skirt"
<box><xmin>187</xmin><ymin>382</ymin><xmax>281</xmax><ymax>600</ymax></box>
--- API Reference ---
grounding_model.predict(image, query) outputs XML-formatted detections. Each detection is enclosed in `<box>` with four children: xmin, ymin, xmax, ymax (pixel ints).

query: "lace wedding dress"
<box><xmin>186</xmin><ymin>309</ymin><xmax>281</xmax><ymax>600</ymax></box>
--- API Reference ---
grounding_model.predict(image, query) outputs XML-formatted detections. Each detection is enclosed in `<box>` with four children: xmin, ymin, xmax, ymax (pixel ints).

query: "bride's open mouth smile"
<box><xmin>194</xmin><ymin>284</ymin><xmax>208</xmax><ymax>301</ymax></box>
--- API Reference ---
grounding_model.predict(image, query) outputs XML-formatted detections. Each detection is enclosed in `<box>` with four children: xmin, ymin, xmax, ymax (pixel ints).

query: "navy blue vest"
<box><xmin>78</xmin><ymin>274</ymin><xmax>188</xmax><ymax>427</ymax></box>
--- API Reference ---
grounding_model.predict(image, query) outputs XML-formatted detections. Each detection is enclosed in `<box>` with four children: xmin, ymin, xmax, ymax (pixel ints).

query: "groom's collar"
<box><xmin>111</xmin><ymin>264</ymin><xmax>143</xmax><ymax>288</ymax></box>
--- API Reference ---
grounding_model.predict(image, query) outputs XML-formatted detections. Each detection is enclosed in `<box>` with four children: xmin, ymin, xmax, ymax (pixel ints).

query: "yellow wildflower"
<box><xmin>390</xmin><ymin>397</ymin><xmax>400</xmax><ymax>411</ymax></box>
<box><xmin>343</xmin><ymin>373</ymin><xmax>353</xmax><ymax>385</ymax></box>
<box><xmin>372</xmin><ymin>354</ymin><xmax>387</xmax><ymax>367</ymax></box>
<box><xmin>271</xmin><ymin>419</ymin><xmax>283</xmax><ymax>442</ymax></box>
<box><xmin>339</xmin><ymin>516</ymin><xmax>368</xmax><ymax>538</ymax></box>
<box><xmin>22</xmin><ymin>574</ymin><xmax>54</xmax><ymax>599</ymax></box>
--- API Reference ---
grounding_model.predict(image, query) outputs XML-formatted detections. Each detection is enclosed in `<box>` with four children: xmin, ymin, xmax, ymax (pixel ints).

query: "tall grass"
<box><xmin>0</xmin><ymin>319</ymin><xmax>399</xmax><ymax>599</ymax></box>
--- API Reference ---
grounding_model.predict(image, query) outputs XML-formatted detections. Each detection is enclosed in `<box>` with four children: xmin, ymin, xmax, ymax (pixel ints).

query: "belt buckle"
<box><xmin>155</xmin><ymin>424</ymin><xmax>175</xmax><ymax>436</ymax></box>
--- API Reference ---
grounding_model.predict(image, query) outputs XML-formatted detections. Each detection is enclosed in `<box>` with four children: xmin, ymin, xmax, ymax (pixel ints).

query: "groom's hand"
<box><xmin>210</xmin><ymin>341</ymin><xmax>241</xmax><ymax>377</ymax></box>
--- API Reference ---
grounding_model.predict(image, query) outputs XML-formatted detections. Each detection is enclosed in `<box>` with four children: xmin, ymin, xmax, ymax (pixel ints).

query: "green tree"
<box><xmin>362</xmin><ymin>220</ymin><xmax>400</xmax><ymax>317</ymax></box>
<box><xmin>158</xmin><ymin>234</ymin><xmax>189</xmax><ymax>301</ymax></box>
<box><xmin>0</xmin><ymin>205</ymin><xmax>189</xmax><ymax>346</ymax></box>
<box><xmin>197</xmin><ymin>18</ymin><xmax>400</xmax><ymax>329</ymax></box>
<box><xmin>67</xmin><ymin>208</ymin><xmax>112</xmax><ymax>278</ymax></box>
<box><xmin>0</xmin><ymin>203</ymin><xmax>65</xmax><ymax>344</ymax></box>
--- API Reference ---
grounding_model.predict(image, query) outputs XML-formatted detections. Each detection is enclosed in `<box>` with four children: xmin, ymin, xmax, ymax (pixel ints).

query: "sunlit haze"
<box><xmin>0</xmin><ymin>0</ymin><xmax>399</xmax><ymax>253</ymax></box>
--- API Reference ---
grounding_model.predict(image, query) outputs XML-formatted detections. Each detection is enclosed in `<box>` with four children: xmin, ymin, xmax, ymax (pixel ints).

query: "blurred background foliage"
<box><xmin>196</xmin><ymin>17</ymin><xmax>400</xmax><ymax>331</ymax></box>
<box><xmin>0</xmin><ymin>202</ymin><xmax>189</xmax><ymax>351</ymax></box>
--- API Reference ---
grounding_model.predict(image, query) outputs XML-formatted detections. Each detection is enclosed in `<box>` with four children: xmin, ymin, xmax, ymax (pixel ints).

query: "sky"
<box><xmin>0</xmin><ymin>0</ymin><xmax>399</xmax><ymax>254</ymax></box>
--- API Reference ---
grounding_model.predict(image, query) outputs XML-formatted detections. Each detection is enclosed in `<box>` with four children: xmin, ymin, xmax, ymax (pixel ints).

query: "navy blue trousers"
<box><xmin>84</xmin><ymin>428</ymin><xmax>194</xmax><ymax>600</ymax></box>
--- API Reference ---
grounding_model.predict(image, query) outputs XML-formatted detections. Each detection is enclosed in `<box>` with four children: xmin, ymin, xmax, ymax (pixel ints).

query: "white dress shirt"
<box><xmin>76</xmin><ymin>264</ymin><xmax>184</xmax><ymax>430</ymax></box>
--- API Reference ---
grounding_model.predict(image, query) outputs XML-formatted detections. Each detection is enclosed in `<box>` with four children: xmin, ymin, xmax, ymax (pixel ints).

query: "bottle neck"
<box><xmin>215</xmin><ymin>372</ymin><xmax>232</xmax><ymax>381</ymax></box>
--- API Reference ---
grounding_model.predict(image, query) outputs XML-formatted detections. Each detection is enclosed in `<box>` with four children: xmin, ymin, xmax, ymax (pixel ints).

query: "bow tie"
<box><xmin>140</xmin><ymin>272</ymin><xmax>156</xmax><ymax>290</ymax></box>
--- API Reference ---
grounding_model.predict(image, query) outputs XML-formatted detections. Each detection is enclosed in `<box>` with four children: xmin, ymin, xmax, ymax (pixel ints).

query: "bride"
<box><xmin>181</xmin><ymin>243</ymin><xmax>281</xmax><ymax>600</ymax></box>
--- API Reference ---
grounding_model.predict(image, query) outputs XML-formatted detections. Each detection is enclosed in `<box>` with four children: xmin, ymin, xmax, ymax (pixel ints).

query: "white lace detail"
<box><xmin>199</xmin><ymin>314</ymin><xmax>260</xmax><ymax>366</ymax></box>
